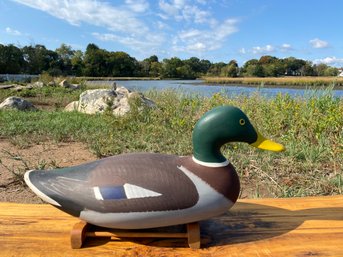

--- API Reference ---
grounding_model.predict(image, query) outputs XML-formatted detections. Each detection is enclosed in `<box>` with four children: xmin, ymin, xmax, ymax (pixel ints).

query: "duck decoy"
<box><xmin>24</xmin><ymin>105</ymin><xmax>284</xmax><ymax>229</ymax></box>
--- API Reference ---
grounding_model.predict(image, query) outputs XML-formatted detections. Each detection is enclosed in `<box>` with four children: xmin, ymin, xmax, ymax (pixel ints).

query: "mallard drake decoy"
<box><xmin>24</xmin><ymin>106</ymin><xmax>284</xmax><ymax>229</ymax></box>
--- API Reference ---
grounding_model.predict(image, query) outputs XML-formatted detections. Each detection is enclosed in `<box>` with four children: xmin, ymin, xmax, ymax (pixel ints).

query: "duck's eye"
<box><xmin>239</xmin><ymin>119</ymin><xmax>246</xmax><ymax>126</ymax></box>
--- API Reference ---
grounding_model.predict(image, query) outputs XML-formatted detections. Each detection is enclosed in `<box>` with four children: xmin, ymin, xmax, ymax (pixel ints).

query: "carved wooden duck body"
<box><xmin>25</xmin><ymin>106</ymin><xmax>284</xmax><ymax>229</ymax></box>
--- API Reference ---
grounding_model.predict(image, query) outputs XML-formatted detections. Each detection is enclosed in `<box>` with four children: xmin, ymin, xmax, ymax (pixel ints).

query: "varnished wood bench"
<box><xmin>1</xmin><ymin>195</ymin><xmax>342</xmax><ymax>256</ymax></box>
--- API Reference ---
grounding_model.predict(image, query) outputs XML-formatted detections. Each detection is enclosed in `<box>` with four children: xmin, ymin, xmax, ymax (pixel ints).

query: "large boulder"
<box><xmin>78</xmin><ymin>89</ymin><xmax>116</xmax><ymax>114</ymax></box>
<box><xmin>0</xmin><ymin>96</ymin><xmax>36</xmax><ymax>111</ymax></box>
<box><xmin>64</xmin><ymin>86</ymin><xmax>155</xmax><ymax>116</ymax></box>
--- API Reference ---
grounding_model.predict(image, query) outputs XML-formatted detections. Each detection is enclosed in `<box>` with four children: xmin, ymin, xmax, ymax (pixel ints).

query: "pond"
<box><xmin>86</xmin><ymin>80</ymin><xmax>343</xmax><ymax>98</ymax></box>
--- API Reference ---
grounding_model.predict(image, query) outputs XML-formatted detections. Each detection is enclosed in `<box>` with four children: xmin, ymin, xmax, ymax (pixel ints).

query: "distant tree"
<box><xmin>177</xmin><ymin>64</ymin><xmax>196</xmax><ymax>79</ymax></box>
<box><xmin>258</xmin><ymin>55</ymin><xmax>278</xmax><ymax>65</ymax></box>
<box><xmin>140</xmin><ymin>55</ymin><xmax>160</xmax><ymax>77</ymax></box>
<box><xmin>83</xmin><ymin>43</ymin><xmax>108</xmax><ymax>76</ymax></box>
<box><xmin>222</xmin><ymin>59</ymin><xmax>239</xmax><ymax>77</ymax></box>
<box><xmin>71</xmin><ymin>50</ymin><xmax>84</xmax><ymax>76</ymax></box>
<box><xmin>207</xmin><ymin>62</ymin><xmax>226</xmax><ymax>76</ymax></box>
<box><xmin>150</xmin><ymin>61</ymin><xmax>162</xmax><ymax>77</ymax></box>
<box><xmin>323</xmin><ymin>67</ymin><xmax>339</xmax><ymax>76</ymax></box>
<box><xmin>300</xmin><ymin>61</ymin><xmax>315</xmax><ymax>76</ymax></box>
<box><xmin>184</xmin><ymin>57</ymin><xmax>202</xmax><ymax>76</ymax></box>
<box><xmin>161</xmin><ymin>57</ymin><xmax>183</xmax><ymax>78</ymax></box>
<box><xmin>0</xmin><ymin>44</ymin><xmax>24</xmax><ymax>74</ymax></box>
<box><xmin>241</xmin><ymin>59</ymin><xmax>265</xmax><ymax>77</ymax></box>
<box><xmin>22</xmin><ymin>44</ymin><xmax>57</xmax><ymax>74</ymax></box>
<box><xmin>107</xmin><ymin>51</ymin><xmax>139</xmax><ymax>77</ymax></box>
<box><xmin>284</xmin><ymin>57</ymin><xmax>306</xmax><ymax>76</ymax></box>
<box><xmin>199</xmin><ymin>59</ymin><xmax>211</xmax><ymax>74</ymax></box>
<box><xmin>55</xmin><ymin>43</ymin><xmax>74</xmax><ymax>74</ymax></box>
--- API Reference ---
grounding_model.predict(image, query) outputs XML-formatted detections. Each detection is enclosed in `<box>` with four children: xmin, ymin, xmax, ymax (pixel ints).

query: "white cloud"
<box><xmin>13</xmin><ymin>0</ymin><xmax>149</xmax><ymax>35</ymax></box>
<box><xmin>187</xmin><ymin>42</ymin><xmax>206</xmax><ymax>51</ymax></box>
<box><xmin>252</xmin><ymin>44</ymin><xmax>275</xmax><ymax>54</ymax></box>
<box><xmin>313</xmin><ymin>56</ymin><xmax>343</xmax><ymax>66</ymax></box>
<box><xmin>158</xmin><ymin>0</ymin><xmax>211</xmax><ymax>24</ymax></box>
<box><xmin>5</xmin><ymin>27</ymin><xmax>22</xmax><ymax>36</ymax></box>
<box><xmin>92</xmin><ymin>32</ymin><xmax>165</xmax><ymax>53</ymax></box>
<box><xmin>182</xmin><ymin>5</ymin><xmax>211</xmax><ymax>23</ymax></box>
<box><xmin>13</xmin><ymin>0</ymin><xmax>240</xmax><ymax>58</ymax></box>
<box><xmin>245</xmin><ymin>44</ymin><xmax>293</xmax><ymax>55</ymax></box>
<box><xmin>175</xmin><ymin>18</ymin><xmax>239</xmax><ymax>53</ymax></box>
<box><xmin>309</xmin><ymin>38</ymin><xmax>329</xmax><ymax>49</ymax></box>
<box><xmin>280</xmin><ymin>43</ymin><xmax>292</xmax><ymax>51</ymax></box>
<box><xmin>159</xmin><ymin>0</ymin><xmax>180</xmax><ymax>17</ymax></box>
<box><xmin>125</xmin><ymin>0</ymin><xmax>149</xmax><ymax>13</ymax></box>
<box><xmin>178</xmin><ymin>29</ymin><xmax>202</xmax><ymax>40</ymax></box>
<box><xmin>239</xmin><ymin>48</ymin><xmax>246</xmax><ymax>54</ymax></box>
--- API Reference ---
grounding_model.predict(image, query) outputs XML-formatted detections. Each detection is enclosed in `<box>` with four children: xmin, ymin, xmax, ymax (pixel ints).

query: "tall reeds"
<box><xmin>203</xmin><ymin>76</ymin><xmax>343</xmax><ymax>87</ymax></box>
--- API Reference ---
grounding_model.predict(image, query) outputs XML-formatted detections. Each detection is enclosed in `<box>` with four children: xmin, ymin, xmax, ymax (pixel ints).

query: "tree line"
<box><xmin>0</xmin><ymin>43</ymin><xmax>340</xmax><ymax>79</ymax></box>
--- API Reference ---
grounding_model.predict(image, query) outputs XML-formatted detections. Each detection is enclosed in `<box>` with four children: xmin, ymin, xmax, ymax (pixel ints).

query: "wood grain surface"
<box><xmin>1</xmin><ymin>195</ymin><xmax>342</xmax><ymax>257</ymax></box>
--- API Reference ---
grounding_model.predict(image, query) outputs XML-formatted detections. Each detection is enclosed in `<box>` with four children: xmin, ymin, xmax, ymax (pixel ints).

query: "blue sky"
<box><xmin>1</xmin><ymin>0</ymin><xmax>343</xmax><ymax>66</ymax></box>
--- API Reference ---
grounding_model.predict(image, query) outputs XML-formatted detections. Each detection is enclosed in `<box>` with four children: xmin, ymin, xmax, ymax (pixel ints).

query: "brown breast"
<box><xmin>179</xmin><ymin>157</ymin><xmax>240</xmax><ymax>203</ymax></box>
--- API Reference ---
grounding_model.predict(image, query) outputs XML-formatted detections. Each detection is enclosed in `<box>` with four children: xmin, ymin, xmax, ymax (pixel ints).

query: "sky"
<box><xmin>1</xmin><ymin>0</ymin><xmax>343</xmax><ymax>66</ymax></box>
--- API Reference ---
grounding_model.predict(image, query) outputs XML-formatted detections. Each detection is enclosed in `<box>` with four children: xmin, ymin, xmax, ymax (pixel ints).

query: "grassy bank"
<box><xmin>203</xmin><ymin>76</ymin><xmax>343</xmax><ymax>87</ymax></box>
<box><xmin>0</xmin><ymin>87</ymin><xmax>342</xmax><ymax>198</ymax></box>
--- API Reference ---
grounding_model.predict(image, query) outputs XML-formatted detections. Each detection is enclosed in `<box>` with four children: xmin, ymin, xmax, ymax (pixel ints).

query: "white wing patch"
<box><xmin>123</xmin><ymin>183</ymin><xmax>162</xmax><ymax>199</ymax></box>
<box><xmin>94</xmin><ymin>186</ymin><xmax>104</xmax><ymax>200</ymax></box>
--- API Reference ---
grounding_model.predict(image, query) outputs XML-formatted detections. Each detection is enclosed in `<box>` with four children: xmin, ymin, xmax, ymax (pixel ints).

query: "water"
<box><xmin>87</xmin><ymin>80</ymin><xmax>343</xmax><ymax>98</ymax></box>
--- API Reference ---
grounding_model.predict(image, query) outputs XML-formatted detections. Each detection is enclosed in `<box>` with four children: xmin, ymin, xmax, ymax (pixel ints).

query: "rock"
<box><xmin>48</xmin><ymin>81</ymin><xmax>56</xmax><ymax>87</ymax></box>
<box><xmin>64</xmin><ymin>101</ymin><xmax>79</xmax><ymax>112</ymax></box>
<box><xmin>59</xmin><ymin>79</ymin><xmax>80</xmax><ymax>90</ymax></box>
<box><xmin>0</xmin><ymin>84</ymin><xmax>17</xmax><ymax>90</ymax></box>
<box><xmin>11</xmin><ymin>85</ymin><xmax>27</xmax><ymax>92</ymax></box>
<box><xmin>112</xmin><ymin>97</ymin><xmax>131</xmax><ymax>116</ymax></box>
<box><xmin>28</xmin><ymin>81</ymin><xmax>44</xmax><ymax>88</ymax></box>
<box><xmin>116</xmin><ymin>86</ymin><xmax>131</xmax><ymax>96</ymax></box>
<box><xmin>0</xmin><ymin>96</ymin><xmax>36</xmax><ymax>111</ymax></box>
<box><xmin>64</xmin><ymin>86</ymin><xmax>155</xmax><ymax>116</ymax></box>
<box><xmin>77</xmin><ymin>89</ymin><xmax>117</xmax><ymax>114</ymax></box>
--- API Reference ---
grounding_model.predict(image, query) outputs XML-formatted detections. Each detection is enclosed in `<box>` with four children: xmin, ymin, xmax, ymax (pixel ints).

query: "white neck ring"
<box><xmin>192</xmin><ymin>156</ymin><xmax>229</xmax><ymax>168</ymax></box>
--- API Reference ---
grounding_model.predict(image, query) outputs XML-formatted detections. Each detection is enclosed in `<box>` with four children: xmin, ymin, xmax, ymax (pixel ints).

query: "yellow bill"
<box><xmin>250</xmin><ymin>131</ymin><xmax>285</xmax><ymax>152</ymax></box>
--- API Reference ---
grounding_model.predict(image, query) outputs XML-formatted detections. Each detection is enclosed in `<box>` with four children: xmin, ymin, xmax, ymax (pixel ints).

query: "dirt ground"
<box><xmin>0</xmin><ymin>139</ymin><xmax>97</xmax><ymax>203</ymax></box>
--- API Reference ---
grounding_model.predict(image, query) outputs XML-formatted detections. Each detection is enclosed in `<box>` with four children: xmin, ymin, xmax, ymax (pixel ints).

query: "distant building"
<box><xmin>338</xmin><ymin>69</ymin><xmax>343</xmax><ymax>77</ymax></box>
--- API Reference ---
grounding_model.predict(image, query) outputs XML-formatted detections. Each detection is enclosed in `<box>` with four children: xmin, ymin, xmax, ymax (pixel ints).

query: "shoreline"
<box><xmin>189</xmin><ymin>81</ymin><xmax>343</xmax><ymax>90</ymax></box>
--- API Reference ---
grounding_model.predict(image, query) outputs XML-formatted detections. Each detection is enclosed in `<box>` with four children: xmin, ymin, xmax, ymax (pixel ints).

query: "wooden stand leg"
<box><xmin>70</xmin><ymin>221</ymin><xmax>201</xmax><ymax>249</ymax></box>
<box><xmin>187</xmin><ymin>222</ymin><xmax>200</xmax><ymax>249</ymax></box>
<box><xmin>70</xmin><ymin>221</ymin><xmax>88</xmax><ymax>249</ymax></box>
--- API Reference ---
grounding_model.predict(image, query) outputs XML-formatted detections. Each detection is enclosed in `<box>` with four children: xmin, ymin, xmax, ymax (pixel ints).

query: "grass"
<box><xmin>203</xmin><ymin>76</ymin><xmax>343</xmax><ymax>87</ymax></box>
<box><xmin>0</xmin><ymin>149</ymin><xmax>60</xmax><ymax>187</ymax></box>
<box><xmin>0</xmin><ymin>84</ymin><xmax>83</xmax><ymax>110</ymax></box>
<box><xmin>0</xmin><ymin>85</ymin><xmax>342</xmax><ymax>198</ymax></box>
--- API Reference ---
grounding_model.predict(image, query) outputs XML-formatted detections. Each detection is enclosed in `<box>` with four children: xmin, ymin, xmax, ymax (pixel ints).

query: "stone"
<box><xmin>48</xmin><ymin>81</ymin><xmax>56</xmax><ymax>87</ymax></box>
<box><xmin>0</xmin><ymin>84</ymin><xmax>16</xmax><ymax>90</ymax></box>
<box><xmin>116</xmin><ymin>86</ymin><xmax>131</xmax><ymax>96</ymax></box>
<box><xmin>12</xmin><ymin>85</ymin><xmax>27</xmax><ymax>92</ymax></box>
<box><xmin>64</xmin><ymin>86</ymin><xmax>155</xmax><ymax>116</ymax></box>
<box><xmin>59</xmin><ymin>79</ymin><xmax>80</xmax><ymax>90</ymax></box>
<box><xmin>28</xmin><ymin>81</ymin><xmax>44</xmax><ymax>88</ymax></box>
<box><xmin>64</xmin><ymin>101</ymin><xmax>79</xmax><ymax>112</ymax></box>
<box><xmin>0</xmin><ymin>96</ymin><xmax>36</xmax><ymax>111</ymax></box>
<box><xmin>77</xmin><ymin>89</ymin><xmax>117</xmax><ymax>114</ymax></box>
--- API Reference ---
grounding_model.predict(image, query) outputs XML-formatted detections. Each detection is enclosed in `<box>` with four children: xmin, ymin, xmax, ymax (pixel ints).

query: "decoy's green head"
<box><xmin>192</xmin><ymin>105</ymin><xmax>285</xmax><ymax>165</ymax></box>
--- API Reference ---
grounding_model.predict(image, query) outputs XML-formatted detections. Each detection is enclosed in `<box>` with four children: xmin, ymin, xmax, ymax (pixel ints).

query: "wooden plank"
<box><xmin>1</xmin><ymin>195</ymin><xmax>343</xmax><ymax>257</ymax></box>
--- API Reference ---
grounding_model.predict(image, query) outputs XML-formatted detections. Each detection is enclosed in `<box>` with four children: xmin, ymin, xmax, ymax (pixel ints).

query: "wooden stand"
<box><xmin>70</xmin><ymin>221</ymin><xmax>200</xmax><ymax>249</ymax></box>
